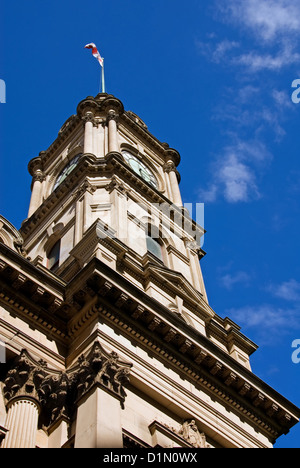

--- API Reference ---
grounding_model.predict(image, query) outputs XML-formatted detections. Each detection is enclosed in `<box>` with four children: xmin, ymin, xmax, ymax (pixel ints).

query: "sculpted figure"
<box><xmin>179</xmin><ymin>419</ymin><xmax>207</xmax><ymax>448</ymax></box>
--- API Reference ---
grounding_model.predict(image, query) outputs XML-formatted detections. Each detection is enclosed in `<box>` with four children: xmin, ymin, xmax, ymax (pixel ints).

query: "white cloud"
<box><xmin>200</xmin><ymin>139</ymin><xmax>271</xmax><ymax>203</ymax></box>
<box><xmin>218</xmin><ymin>153</ymin><xmax>259</xmax><ymax>203</ymax></box>
<box><xmin>226</xmin><ymin>277</ymin><xmax>300</xmax><ymax>341</ymax></box>
<box><xmin>224</xmin><ymin>0</ymin><xmax>300</xmax><ymax>42</ymax></box>
<box><xmin>200</xmin><ymin>1</ymin><xmax>300</xmax><ymax>73</ymax></box>
<box><xmin>196</xmin><ymin>39</ymin><xmax>240</xmax><ymax>63</ymax></box>
<box><xmin>220</xmin><ymin>271</ymin><xmax>251</xmax><ymax>290</ymax></box>
<box><xmin>234</xmin><ymin>46</ymin><xmax>300</xmax><ymax>72</ymax></box>
<box><xmin>199</xmin><ymin>183</ymin><xmax>218</xmax><ymax>203</ymax></box>
<box><xmin>267</xmin><ymin>279</ymin><xmax>300</xmax><ymax>302</ymax></box>
<box><xmin>225</xmin><ymin>304</ymin><xmax>300</xmax><ymax>342</ymax></box>
<box><xmin>272</xmin><ymin>89</ymin><xmax>294</xmax><ymax>110</ymax></box>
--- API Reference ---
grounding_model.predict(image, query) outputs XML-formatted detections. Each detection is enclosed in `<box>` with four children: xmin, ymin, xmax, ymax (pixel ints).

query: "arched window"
<box><xmin>47</xmin><ymin>240</ymin><xmax>61</xmax><ymax>271</ymax></box>
<box><xmin>53</xmin><ymin>154</ymin><xmax>81</xmax><ymax>191</ymax></box>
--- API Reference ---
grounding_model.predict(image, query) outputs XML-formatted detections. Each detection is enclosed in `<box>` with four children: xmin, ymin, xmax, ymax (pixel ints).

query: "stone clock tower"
<box><xmin>0</xmin><ymin>93</ymin><xmax>299</xmax><ymax>449</ymax></box>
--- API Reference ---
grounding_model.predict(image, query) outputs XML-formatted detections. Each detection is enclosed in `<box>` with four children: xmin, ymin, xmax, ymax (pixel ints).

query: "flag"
<box><xmin>84</xmin><ymin>43</ymin><xmax>104</xmax><ymax>67</ymax></box>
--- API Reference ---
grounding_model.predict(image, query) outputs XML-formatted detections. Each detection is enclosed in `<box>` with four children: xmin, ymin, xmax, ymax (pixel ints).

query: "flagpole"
<box><xmin>101</xmin><ymin>59</ymin><xmax>105</xmax><ymax>93</ymax></box>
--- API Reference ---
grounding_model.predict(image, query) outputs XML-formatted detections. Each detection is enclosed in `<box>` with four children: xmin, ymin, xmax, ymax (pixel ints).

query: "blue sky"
<box><xmin>1</xmin><ymin>0</ymin><xmax>300</xmax><ymax>448</ymax></box>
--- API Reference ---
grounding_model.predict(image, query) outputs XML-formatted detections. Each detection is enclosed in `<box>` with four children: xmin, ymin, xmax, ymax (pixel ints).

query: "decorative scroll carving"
<box><xmin>106</xmin><ymin>110</ymin><xmax>119</xmax><ymax>124</ymax></box>
<box><xmin>154</xmin><ymin>420</ymin><xmax>209</xmax><ymax>448</ymax></box>
<box><xmin>82</xmin><ymin>111</ymin><xmax>95</xmax><ymax>123</ymax></box>
<box><xmin>3</xmin><ymin>350</ymin><xmax>48</xmax><ymax>404</ymax></box>
<box><xmin>13</xmin><ymin>239</ymin><xmax>28</xmax><ymax>258</ymax></box>
<box><xmin>74</xmin><ymin>343</ymin><xmax>131</xmax><ymax>405</ymax></box>
<box><xmin>105</xmin><ymin>176</ymin><xmax>130</xmax><ymax>195</ymax></box>
<box><xmin>163</xmin><ymin>161</ymin><xmax>176</xmax><ymax>173</ymax></box>
<box><xmin>72</xmin><ymin>180</ymin><xmax>96</xmax><ymax>199</ymax></box>
<box><xmin>39</xmin><ymin>371</ymin><xmax>75</xmax><ymax>424</ymax></box>
<box><xmin>178</xmin><ymin>420</ymin><xmax>208</xmax><ymax>448</ymax></box>
<box><xmin>2</xmin><ymin>342</ymin><xmax>132</xmax><ymax>428</ymax></box>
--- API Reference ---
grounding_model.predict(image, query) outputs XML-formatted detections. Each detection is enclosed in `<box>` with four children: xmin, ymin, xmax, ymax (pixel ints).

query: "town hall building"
<box><xmin>0</xmin><ymin>93</ymin><xmax>299</xmax><ymax>448</ymax></box>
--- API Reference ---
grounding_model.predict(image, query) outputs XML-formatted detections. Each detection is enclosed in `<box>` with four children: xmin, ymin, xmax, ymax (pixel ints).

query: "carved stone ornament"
<box><xmin>163</xmin><ymin>161</ymin><xmax>176</xmax><ymax>174</ymax></box>
<box><xmin>106</xmin><ymin>110</ymin><xmax>119</xmax><ymax>124</ymax></box>
<box><xmin>3</xmin><ymin>350</ymin><xmax>48</xmax><ymax>404</ymax></box>
<box><xmin>72</xmin><ymin>180</ymin><xmax>96</xmax><ymax>199</ymax></box>
<box><xmin>3</xmin><ymin>342</ymin><xmax>132</xmax><ymax>428</ymax></box>
<box><xmin>105</xmin><ymin>176</ymin><xmax>130</xmax><ymax>196</ymax></box>
<box><xmin>33</xmin><ymin>170</ymin><xmax>46</xmax><ymax>183</ymax></box>
<box><xmin>13</xmin><ymin>239</ymin><xmax>28</xmax><ymax>258</ymax></box>
<box><xmin>178</xmin><ymin>419</ymin><xmax>208</xmax><ymax>448</ymax></box>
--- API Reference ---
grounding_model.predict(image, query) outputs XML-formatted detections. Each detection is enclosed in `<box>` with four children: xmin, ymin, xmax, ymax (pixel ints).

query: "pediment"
<box><xmin>144</xmin><ymin>262</ymin><xmax>215</xmax><ymax>320</ymax></box>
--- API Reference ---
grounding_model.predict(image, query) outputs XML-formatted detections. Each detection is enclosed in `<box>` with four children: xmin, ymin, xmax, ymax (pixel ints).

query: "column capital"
<box><xmin>28</xmin><ymin>156</ymin><xmax>42</xmax><ymax>177</ymax></box>
<box><xmin>82</xmin><ymin>111</ymin><xmax>95</xmax><ymax>123</ymax></box>
<box><xmin>106</xmin><ymin>110</ymin><xmax>119</xmax><ymax>124</ymax></box>
<box><xmin>2</xmin><ymin>342</ymin><xmax>132</xmax><ymax>429</ymax></box>
<box><xmin>163</xmin><ymin>161</ymin><xmax>181</xmax><ymax>182</ymax></box>
<box><xmin>164</xmin><ymin>147</ymin><xmax>181</xmax><ymax>167</ymax></box>
<box><xmin>3</xmin><ymin>349</ymin><xmax>48</xmax><ymax>407</ymax></box>
<box><xmin>28</xmin><ymin>157</ymin><xmax>46</xmax><ymax>183</ymax></box>
<box><xmin>77</xmin><ymin>96</ymin><xmax>99</xmax><ymax>120</ymax></box>
<box><xmin>73</xmin><ymin>342</ymin><xmax>132</xmax><ymax>408</ymax></box>
<box><xmin>33</xmin><ymin>171</ymin><xmax>46</xmax><ymax>183</ymax></box>
<box><xmin>101</xmin><ymin>95</ymin><xmax>124</xmax><ymax>117</ymax></box>
<box><xmin>163</xmin><ymin>161</ymin><xmax>176</xmax><ymax>173</ymax></box>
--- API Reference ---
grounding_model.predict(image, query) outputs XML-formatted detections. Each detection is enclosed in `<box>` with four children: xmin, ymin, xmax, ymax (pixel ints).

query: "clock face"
<box><xmin>122</xmin><ymin>151</ymin><xmax>157</xmax><ymax>189</ymax></box>
<box><xmin>53</xmin><ymin>154</ymin><xmax>81</xmax><ymax>190</ymax></box>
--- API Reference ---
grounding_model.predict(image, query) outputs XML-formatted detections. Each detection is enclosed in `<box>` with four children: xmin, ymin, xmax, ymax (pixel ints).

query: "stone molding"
<box><xmin>2</xmin><ymin>342</ymin><xmax>132</xmax><ymax>428</ymax></box>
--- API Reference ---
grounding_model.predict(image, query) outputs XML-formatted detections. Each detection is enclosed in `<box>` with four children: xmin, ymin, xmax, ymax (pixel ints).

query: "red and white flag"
<box><xmin>84</xmin><ymin>43</ymin><xmax>104</xmax><ymax>67</ymax></box>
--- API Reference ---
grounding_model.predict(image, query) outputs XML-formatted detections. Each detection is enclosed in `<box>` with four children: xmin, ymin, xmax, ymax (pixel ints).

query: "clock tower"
<box><xmin>0</xmin><ymin>93</ymin><xmax>299</xmax><ymax>449</ymax></box>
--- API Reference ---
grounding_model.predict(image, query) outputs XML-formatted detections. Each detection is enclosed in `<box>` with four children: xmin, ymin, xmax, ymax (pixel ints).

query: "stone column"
<box><xmin>84</xmin><ymin>112</ymin><xmax>94</xmax><ymax>154</ymax></box>
<box><xmin>93</xmin><ymin>118</ymin><xmax>105</xmax><ymax>158</ymax></box>
<box><xmin>164</xmin><ymin>161</ymin><xmax>183</xmax><ymax>207</ymax></box>
<box><xmin>28</xmin><ymin>156</ymin><xmax>45</xmax><ymax>217</ymax></box>
<box><xmin>107</xmin><ymin>111</ymin><xmax>119</xmax><ymax>153</ymax></box>
<box><xmin>2</xmin><ymin>397</ymin><xmax>40</xmax><ymax>448</ymax></box>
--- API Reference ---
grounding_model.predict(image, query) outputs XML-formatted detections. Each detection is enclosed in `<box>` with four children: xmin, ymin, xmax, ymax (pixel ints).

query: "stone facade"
<box><xmin>0</xmin><ymin>93</ymin><xmax>299</xmax><ymax>448</ymax></box>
